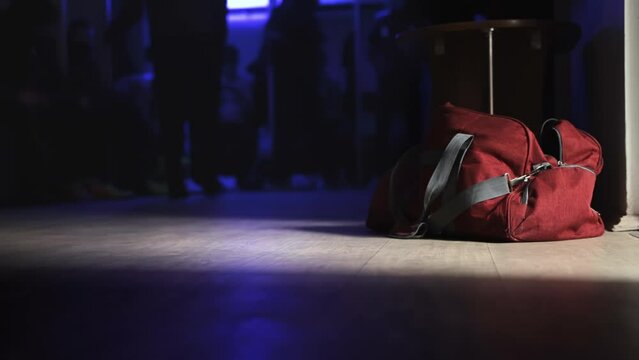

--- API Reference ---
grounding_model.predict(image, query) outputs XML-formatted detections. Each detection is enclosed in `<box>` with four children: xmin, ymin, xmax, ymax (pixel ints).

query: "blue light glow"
<box><xmin>318</xmin><ymin>0</ymin><xmax>353</xmax><ymax>4</ymax></box>
<box><xmin>228</xmin><ymin>0</ymin><xmax>354</xmax><ymax>10</ymax></box>
<box><xmin>105</xmin><ymin>0</ymin><xmax>112</xmax><ymax>21</ymax></box>
<box><xmin>227</xmin><ymin>11</ymin><xmax>269</xmax><ymax>23</ymax></box>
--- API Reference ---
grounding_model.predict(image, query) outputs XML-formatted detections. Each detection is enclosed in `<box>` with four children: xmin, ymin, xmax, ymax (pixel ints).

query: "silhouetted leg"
<box><xmin>189</xmin><ymin>101</ymin><xmax>218</xmax><ymax>191</ymax></box>
<box><xmin>157</xmin><ymin>89</ymin><xmax>186</xmax><ymax>197</ymax></box>
<box><xmin>188</xmin><ymin>39</ymin><xmax>224</xmax><ymax>193</ymax></box>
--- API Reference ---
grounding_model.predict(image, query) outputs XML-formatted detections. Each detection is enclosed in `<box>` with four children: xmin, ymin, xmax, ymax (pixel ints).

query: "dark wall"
<box><xmin>555</xmin><ymin>0</ymin><xmax>626</xmax><ymax>227</ymax></box>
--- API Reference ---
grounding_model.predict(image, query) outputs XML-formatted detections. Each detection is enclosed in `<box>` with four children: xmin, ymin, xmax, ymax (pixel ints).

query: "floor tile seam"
<box><xmin>486</xmin><ymin>243</ymin><xmax>503</xmax><ymax>280</ymax></box>
<box><xmin>356</xmin><ymin>237</ymin><xmax>392</xmax><ymax>275</ymax></box>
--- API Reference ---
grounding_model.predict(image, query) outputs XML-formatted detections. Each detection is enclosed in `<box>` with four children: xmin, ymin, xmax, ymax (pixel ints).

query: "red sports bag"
<box><xmin>366</xmin><ymin>103</ymin><xmax>605</xmax><ymax>241</ymax></box>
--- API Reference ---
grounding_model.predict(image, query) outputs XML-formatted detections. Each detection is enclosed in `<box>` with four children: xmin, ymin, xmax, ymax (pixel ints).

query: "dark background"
<box><xmin>0</xmin><ymin>0</ymin><xmax>624</xmax><ymax>215</ymax></box>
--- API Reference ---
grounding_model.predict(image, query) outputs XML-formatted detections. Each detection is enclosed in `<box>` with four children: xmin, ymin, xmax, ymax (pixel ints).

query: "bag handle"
<box><xmin>540</xmin><ymin>118</ymin><xmax>563</xmax><ymax>163</ymax></box>
<box><xmin>427</xmin><ymin>174</ymin><xmax>511</xmax><ymax>234</ymax></box>
<box><xmin>389</xmin><ymin>133</ymin><xmax>474</xmax><ymax>238</ymax></box>
<box><xmin>390</xmin><ymin>133</ymin><xmax>512</xmax><ymax>238</ymax></box>
<box><xmin>421</xmin><ymin>132</ymin><xmax>512</xmax><ymax>235</ymax></box>
<box><xmin>419</xmin><ymin>134</ymin><xmax>475</xmax><ymax>222</ymax></box>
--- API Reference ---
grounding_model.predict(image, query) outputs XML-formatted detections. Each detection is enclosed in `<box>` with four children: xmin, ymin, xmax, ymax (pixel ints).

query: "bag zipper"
<box><xmin>546</xmin><ymin>120</ymin><xmax>597</xmax><ymax>175</ymax></box>
<box><xmin>558</xmin><ymin>163</ymin><xmax>597</xmax><ymax>175</ymax></box>
<box><xmin>509</xmin><ymin>163</ymin><xmax>551</xmax><ymax>204</ymax></box>
<box><xmin>512</xmin><ymin>162</ymin><xmax>594</xmax><ymax>205</ymax></box>
<box><xmin>521</xmin><ymin>178</ymin><xmax>530</xmax><ymax>204</ymax></box>
<box><xmin>545</xmin><ymin>119</ymin><xmax>601</xmax><ymax>174</ymax></box>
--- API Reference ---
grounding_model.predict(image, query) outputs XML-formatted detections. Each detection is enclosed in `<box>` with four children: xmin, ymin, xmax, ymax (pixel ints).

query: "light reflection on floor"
<box><xmin>1</xmin><ymin>191</ymin><xmax>639</xmax><ymax>358</ymax></box>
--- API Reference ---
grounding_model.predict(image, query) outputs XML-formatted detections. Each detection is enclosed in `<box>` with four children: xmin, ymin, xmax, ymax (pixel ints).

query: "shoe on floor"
<box><xmin>168</xmin><ymin>184</ymin><xmax>188</xmax><ymax>199</ymax></box>
<box><xmin>201</xmin><ymin>180</ymin><xmax>223</xmax><ymax>196</ymax></box>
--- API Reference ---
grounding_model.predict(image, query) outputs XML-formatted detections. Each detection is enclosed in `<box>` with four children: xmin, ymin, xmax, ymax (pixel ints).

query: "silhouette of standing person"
<box><xmin>368</xmin><ymin>5</ymin><xmax>424</xmax><ymax>174</ymax></box>
<box><xmin>107</xmin><ymin>0</ymin><xmax>228</xmax><ymax>198</ymax></box>
<box><xmin>250</xmin><ymin>0</ymin><xmax>324</xmax><ymax>186</ymax></box>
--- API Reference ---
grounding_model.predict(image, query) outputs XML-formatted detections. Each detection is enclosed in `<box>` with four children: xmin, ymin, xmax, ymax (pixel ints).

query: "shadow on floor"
<box><xmin>289</xmin><ymin>224</ymin><xmax>507</xmax><ymax>243</ymax></box>
<box><xmin>2</xmin><ymin>267</ymin><xmax>638</xmax><ymax>359</ymax></box>
<box><xmin>0</xmin><ymin>190</ymin><xmax>374</xmax><ymax>222</ymax></box>
<box><xmin>289</xmin><ymin>224</ymin><xmax>374</xmax><ymax>237</ymax></box>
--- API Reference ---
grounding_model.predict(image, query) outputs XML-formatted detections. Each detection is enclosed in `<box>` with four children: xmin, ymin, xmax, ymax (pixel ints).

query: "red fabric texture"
<box><xmin>366</xmin><ymin>103</ymin><xmax>605</xmax><ymax>241</ymax></box>
<box><xmin>507</xmin><ymin>167</ymin><xmax>603</xmax><ymax>241</ymax></box>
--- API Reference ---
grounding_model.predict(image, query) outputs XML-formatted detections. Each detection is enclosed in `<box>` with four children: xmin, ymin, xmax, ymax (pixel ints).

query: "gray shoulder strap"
<box><xmin>388</xmin><ymin>133</ymin><xmax>475</xmax><ymax>239</ymax></box>
<box><xmin>427</xmin><ymin>174</ymin><xmax>511</xmax><ymax>235</ymax></box>
<box><xmin>388</xmin><ymin>147</ymin><xmax>457</xmax><ymax>230</ymax></box>
<box><xmin>419</xmin><ymin>133</ymin><xmax>474</xmax><ymax>223</ymax></box>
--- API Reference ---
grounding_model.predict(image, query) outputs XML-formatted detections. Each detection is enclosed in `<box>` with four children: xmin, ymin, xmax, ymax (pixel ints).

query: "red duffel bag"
<box><xmin>366</xmin><ymin>103</ymin><xmax>605</xmax><ymax>241</ymax></box>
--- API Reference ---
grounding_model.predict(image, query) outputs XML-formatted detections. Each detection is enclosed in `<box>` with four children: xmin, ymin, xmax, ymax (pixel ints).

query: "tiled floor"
<box><xmin>1</xmin><ymin>191</ymin><xmax>639</xmax><ymax>359</ymax></box>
